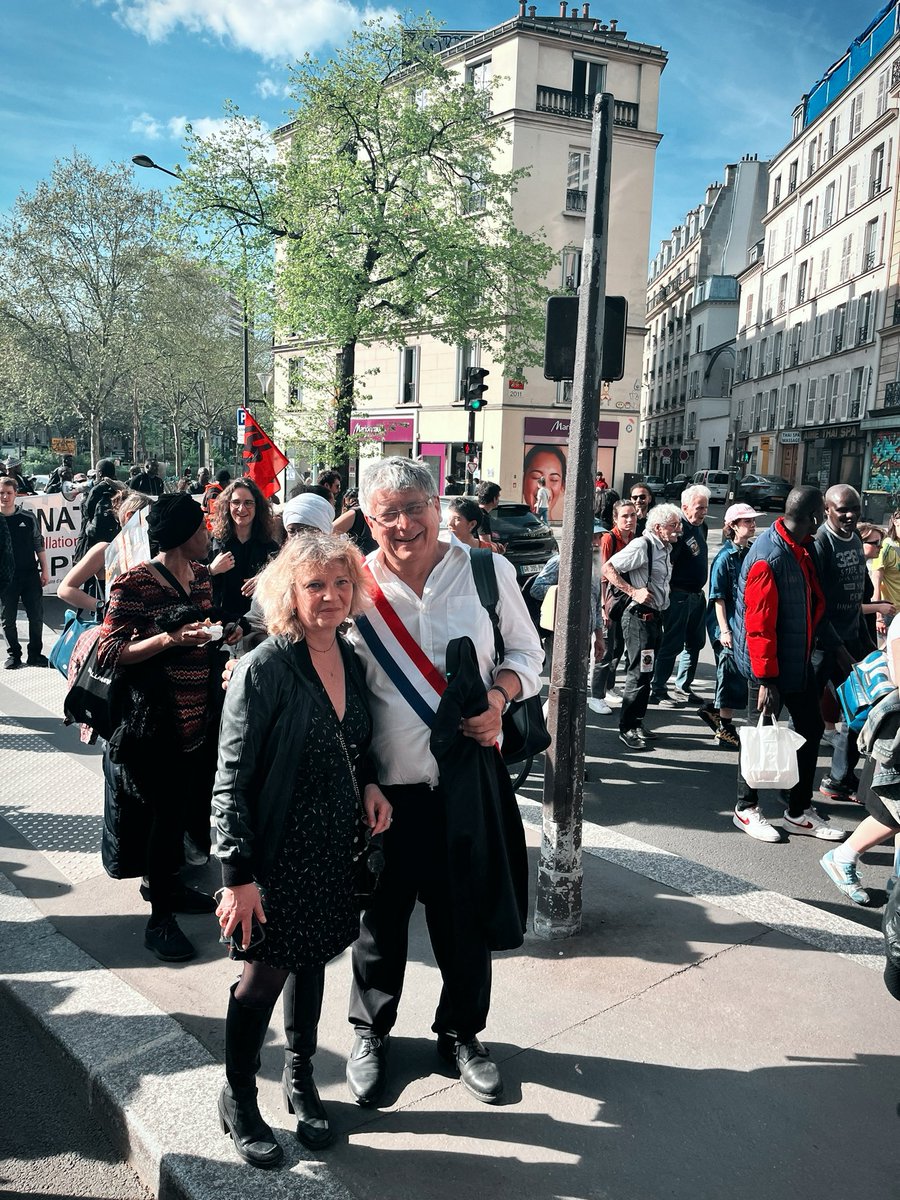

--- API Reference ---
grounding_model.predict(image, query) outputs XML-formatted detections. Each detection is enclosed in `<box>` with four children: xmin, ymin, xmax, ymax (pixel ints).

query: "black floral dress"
<box><xmin>246</xmin><ymin>644</ymin><xmax>370</xmax><ymax>970</ymax></box>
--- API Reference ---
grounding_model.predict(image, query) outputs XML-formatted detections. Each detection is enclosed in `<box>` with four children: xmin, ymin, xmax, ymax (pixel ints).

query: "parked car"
<box><xmin>691</xmin><ymin>469</ymin><xmax>730</xmax><ymax>502</ymax></box>
<box><xmin>735</xmin><ymin>473</ymin><xmax>792</xmax><ymax>511</ymax></box>
<box><xmin>439</xmin><ymin>497</ymin><xmax>556</xmax><ymax>584</ymax></box>
<box><xmin>641</xmin><ymin>475</ymin><xmax>666</xmax><ymax>492</ymax></box>
<box><xmin>661</xmin><ymin>473</ymin><xmax>690</xmax><ymax>501</ymax></box>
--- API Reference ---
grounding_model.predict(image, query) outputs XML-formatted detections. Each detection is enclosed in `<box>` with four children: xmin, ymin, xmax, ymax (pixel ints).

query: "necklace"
<box><xmin>307</xmin><ymin>637</ymin><xmax>337</xmax><ymax>654</ymax></box>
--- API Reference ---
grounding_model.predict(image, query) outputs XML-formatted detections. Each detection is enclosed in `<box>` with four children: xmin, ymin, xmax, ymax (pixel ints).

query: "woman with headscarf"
<box><xmin>96</xmin><ymin>494</ymin><xmax>241</xmax><ymax>963</ymax></box>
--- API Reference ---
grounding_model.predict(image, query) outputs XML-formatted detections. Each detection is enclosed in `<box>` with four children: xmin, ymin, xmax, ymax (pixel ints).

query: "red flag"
<box><xmin>241</xmin><ymin>409</ymin><xmax>289</xmax><ymax>499</ymax></box>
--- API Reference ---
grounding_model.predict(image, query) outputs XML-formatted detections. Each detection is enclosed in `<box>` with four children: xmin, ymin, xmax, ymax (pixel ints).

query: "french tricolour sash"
<box><xmin>355</xmin><ymin>569</ymin><xmax>447</xmax><ymax>729</ymax></box>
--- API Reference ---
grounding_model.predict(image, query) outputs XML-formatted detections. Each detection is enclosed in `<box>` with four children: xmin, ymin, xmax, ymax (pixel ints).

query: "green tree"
<box><xmin>167</xmin><ymin>15</ymin><xmax>554</xmax><ymax>478</ymax></box>
<box><xmin>0</xmin><ymin>153</ymin><xmax>163</xmax><ymax>465</ymax></box>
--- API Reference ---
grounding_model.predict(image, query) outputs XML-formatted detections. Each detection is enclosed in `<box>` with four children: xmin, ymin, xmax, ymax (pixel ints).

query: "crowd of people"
<box><xmin>4</xmin><ymin>452</ymin><xmax>900</xmax><ymax>1165</ymax></box>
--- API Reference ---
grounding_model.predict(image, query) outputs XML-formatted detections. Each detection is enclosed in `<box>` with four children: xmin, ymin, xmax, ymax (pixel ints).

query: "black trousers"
<box><xmin>736</xmin><ymin>673</ymin><xmax>824</xmax><ymax>818</ymax></box>
<box><xmin>1</xmin><ymin>571</ymin><xmax>43</xmax><ymax>660</ymax></box>
<box><xmin>619</xmin><ymin>609</ymin><xmax>661</xmax><ymax>732</ymax></box>
<box><xmin>591</xmin><ymin>619</ymin><xmax>624</xmax><ymax>698</ymax></box>
<box><xmin>348</xmin><ymin>783</ymin><xmax>492</xmax><ymax>1042</ymax></box>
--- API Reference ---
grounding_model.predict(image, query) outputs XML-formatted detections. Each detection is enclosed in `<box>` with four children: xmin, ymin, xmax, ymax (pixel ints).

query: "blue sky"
<box><xmin>0</xmin><ymin>0</ymin><xmax>878</xmax><ymax>260</ymax></box>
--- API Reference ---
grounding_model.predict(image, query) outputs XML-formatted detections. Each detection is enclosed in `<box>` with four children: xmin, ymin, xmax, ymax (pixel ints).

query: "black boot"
<box><xmin>218</xmin><ymin>983</ymin><xmax>284</xmax><ymax>1169</ymax></box>
<box><xmin>282</xmin><ymin>968</ymin><xmax>332</xmax><ymax>1149</ymax></box>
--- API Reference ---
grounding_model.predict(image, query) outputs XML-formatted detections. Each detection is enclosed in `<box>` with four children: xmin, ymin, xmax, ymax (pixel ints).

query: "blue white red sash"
<box><xmin>355</xmin><ymin>569</ymin><xmax>447</xmax><ymax>729</ymax></box>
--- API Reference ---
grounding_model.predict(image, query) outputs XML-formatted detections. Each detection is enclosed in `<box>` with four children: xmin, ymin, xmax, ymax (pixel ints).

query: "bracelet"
<box><xmin>488</xmin><ymin>684</ymin><xmax>512</xmax><ymax>713</ymax></box>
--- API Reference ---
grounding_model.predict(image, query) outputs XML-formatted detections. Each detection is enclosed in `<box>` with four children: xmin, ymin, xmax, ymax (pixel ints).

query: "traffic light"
<box><xmin>463</xmin><ymin>366</ymin><xmax>490</xmax><ymax>411</ymax></box>
<box><xmin>463</xmin><ymin>442</ymin><xmax>481</xmax><ymax>456</ymax></box>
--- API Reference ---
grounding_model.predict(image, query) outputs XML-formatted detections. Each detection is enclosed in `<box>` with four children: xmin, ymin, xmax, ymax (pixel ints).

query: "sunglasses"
<box><xmin>863</xmin><ymin>538</ymin><xmax>882</xmax><ymax>547</ymax></box>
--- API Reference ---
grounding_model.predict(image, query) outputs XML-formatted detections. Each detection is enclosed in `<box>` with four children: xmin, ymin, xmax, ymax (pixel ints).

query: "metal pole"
<box><xmin>534</xmin><ymin>93</ymin><xmax>613</xmax><ymax>940</ymax></box>
<box><xmin>242</xmin><ymin>302</ymin><xmax>251</xmax><ymax>415</ymax></box>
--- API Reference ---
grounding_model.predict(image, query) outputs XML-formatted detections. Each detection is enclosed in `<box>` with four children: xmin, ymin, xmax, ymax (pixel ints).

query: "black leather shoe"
<box><xmin>638</xmin><ymin>724</ymin><xmax>659</xmax><ymax>741</ymax></box>
<box><xmin>144</xmin><ymin>916</ymin><xmax>196</xmax><ymax>962</ymax></box>
<box><xmin>4</xmin><ymin>655</ymin><xmax>21</xmax><ymax>670</ymax></box>
<box><xmin>140</xmin><ymin>882</ymin><xmax>217</xmax><ymax>914</ymax></box>
<box><xmin>346</xmin><ymin>1034</ymin><xmax>389</xmax><ymax>1106</ymax></box>
<box><xmin>283</xmin><ymin>1063</ymin><xmax>332</xmax><ymax>1149</ymax></box>
<box><xmin>26</xmin><ymin>654</ymin><xmax>49</xmax><ymax>667</ymax></box>
<box><xmin>437</xmin><ymin>1035</ymin><xmax>503</xmax><ymax>1103</ymax></box>
<box><xmin>219</xmin><ymin>1084</ymin><xmax>284</xmax><ymax>1169</ymax></box>
<box><xmin>618</xmin><ymin>728</ymin><xmax>652</xmax><ymax>751</ymax></box>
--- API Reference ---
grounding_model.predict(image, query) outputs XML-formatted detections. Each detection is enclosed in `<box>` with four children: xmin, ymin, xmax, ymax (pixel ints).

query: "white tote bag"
<box><xmin>738</xmin><ymin>713</ymin><xmax>806</xmax><ymax>789</ymax></box>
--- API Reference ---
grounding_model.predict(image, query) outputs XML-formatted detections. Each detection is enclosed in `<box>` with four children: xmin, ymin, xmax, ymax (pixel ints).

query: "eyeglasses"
<box><xmin>370</xmin><ymin>500</ymin><xmax>431</xmax><ymax>527</ymax></box>
<box><xmin>230</xmin><ymin>499</ymin><xmax>255</xmax><ymax>508</ymax></box>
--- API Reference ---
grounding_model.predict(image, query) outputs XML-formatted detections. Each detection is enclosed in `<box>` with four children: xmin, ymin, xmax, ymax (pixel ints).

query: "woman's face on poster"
<box><xmin>524</xmin><ymin>449</ymin><xmax>565</xmax><ymax>513</ymax></box>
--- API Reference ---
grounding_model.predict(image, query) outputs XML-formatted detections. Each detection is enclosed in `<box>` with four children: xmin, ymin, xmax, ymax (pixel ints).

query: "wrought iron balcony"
<box><xmin>565</xmin><ymin>188</ymin><xmax>587</xmax><ymax>213</ymax></box>
<box><xmin>536</xmin><ymin>87</ymin><xmax>639</xmax><ymax>127</ymax></box>
<box><xmin>884</xmin><ymin>380</ymin><xmax>900</xmax><ymax>412</ymax></box>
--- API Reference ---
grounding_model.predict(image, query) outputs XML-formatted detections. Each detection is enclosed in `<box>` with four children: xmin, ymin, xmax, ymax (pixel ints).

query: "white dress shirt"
<box><xmin>346</xmin><ymin>533</ymin><xmax>544</xmax><ymax>786</ymax></box>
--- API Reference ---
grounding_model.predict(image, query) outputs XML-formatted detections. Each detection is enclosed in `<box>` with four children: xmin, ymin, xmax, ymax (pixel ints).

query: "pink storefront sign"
<box><xmin>350</xmin><ymin>417</ymin><xmax>414</xmax><ymax>442</ymax></box>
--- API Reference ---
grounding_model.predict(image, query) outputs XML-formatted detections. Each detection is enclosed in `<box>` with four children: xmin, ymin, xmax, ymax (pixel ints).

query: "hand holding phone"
<box><xmin>215</xmin><ymin>883</ymin><xmax>266</xmax><ymax>952</ymax></box>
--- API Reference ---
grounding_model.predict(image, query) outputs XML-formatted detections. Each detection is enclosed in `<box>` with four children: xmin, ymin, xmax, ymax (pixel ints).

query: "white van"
<box><xmin>691</xmin><ymin>470</ymin><xmax>730</xmax><ymax>502</ymax></box>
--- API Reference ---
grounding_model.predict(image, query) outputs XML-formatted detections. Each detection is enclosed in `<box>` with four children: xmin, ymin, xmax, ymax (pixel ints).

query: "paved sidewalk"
<box><xmin>1</xmin><ymin>643</ymin><xmax>898</xmax><ymax>1200</ymax></box>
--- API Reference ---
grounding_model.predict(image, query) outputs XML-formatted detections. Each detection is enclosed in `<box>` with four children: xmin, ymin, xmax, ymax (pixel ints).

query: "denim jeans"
<box><xmin>651</xmin><ymin>590</ymin><xmax>706</xmax><ymax>697</ymax></box>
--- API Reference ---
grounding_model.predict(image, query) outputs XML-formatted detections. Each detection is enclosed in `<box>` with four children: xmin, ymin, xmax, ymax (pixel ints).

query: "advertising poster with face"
<box><xmin>522</xmin><ymin>444</ymin><xmax>568</xmax><ymax>523</ymax></box>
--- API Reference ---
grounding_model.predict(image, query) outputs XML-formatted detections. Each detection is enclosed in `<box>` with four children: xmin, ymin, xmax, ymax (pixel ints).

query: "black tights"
<box><xmin>234</xmin><ymin>960</ymin><xmax>290</xmax><ymax>1010</ymax></box>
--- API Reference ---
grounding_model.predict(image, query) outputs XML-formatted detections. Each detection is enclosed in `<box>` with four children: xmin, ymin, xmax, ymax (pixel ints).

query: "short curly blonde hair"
<box><xmin>255</xmin><ymin>531</ymin><xmax>372</xmax><ymax>641</ymax></box>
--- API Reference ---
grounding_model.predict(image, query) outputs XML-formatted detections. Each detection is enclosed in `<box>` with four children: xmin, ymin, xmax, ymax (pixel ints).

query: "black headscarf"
<box><xmin>148</xmin><ymin>493</ymin><xmax>204</xmax><ymax>550</ymax></box>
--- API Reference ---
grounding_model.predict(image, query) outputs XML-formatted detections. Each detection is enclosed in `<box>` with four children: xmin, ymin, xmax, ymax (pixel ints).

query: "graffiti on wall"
<box><xmin>869</xmin><ymin>433</ymin><xmax>900</xmax><ymax>494</ymax></box>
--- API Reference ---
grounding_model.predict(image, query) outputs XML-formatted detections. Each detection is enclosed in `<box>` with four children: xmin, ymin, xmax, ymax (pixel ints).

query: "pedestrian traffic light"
<box><xmin>463</xmin><ymin>442</ymin><xmax>481</xmax><ymax>456</ymax></box>
<box><xmin>463</xmin><ymin>366</ymin><xmax>489</xmax><ymax>411</ymax></box>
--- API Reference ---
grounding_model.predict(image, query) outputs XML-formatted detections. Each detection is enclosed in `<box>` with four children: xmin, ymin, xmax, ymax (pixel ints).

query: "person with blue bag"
<box><xmin>700</xmin><ymin>503</ymin><xmax>762</xmax><ymax>748</ymax></box>
<box><xmin>821</xmin><ymin>613</ymin><xmax>900</xmax><ymax>906</ymax></box>
<box><xmin>52</xmin><ymin>491</ymin><xmax>152</xmax><ymax>677</ymax></box>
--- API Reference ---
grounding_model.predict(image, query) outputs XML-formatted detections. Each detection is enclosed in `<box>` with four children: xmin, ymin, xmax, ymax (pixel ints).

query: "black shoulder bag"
<box><xmin>470</xmin><ymin>548</ymin><xmax>552</xmax><ymax>765</ymax></box>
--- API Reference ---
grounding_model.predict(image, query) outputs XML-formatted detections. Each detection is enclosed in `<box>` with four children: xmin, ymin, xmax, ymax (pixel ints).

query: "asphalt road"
<box><xmin>523</xmin><ymin>503</ymin><xmax>893</xmax><ymax>933</ymax></box>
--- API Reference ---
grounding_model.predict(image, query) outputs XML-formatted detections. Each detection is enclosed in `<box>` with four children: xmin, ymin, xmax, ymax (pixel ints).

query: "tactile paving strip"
<box><xmin>0</xmin><ymin>622</ymin><xmax>105</xmax><ymax>883</ymax></box>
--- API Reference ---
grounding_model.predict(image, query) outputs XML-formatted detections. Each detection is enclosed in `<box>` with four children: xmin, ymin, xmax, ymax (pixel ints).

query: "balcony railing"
<box><xmin>536</xmin><ymin>87</ymin><xmax>639</xmax><ymax>127</ymax></box>
<box><xmin>884</xmin><ymin>381</ymin><xmax>900</xmax><ymax>412</ymax></box>
<box><xmin>565</xmin><ymin>188</ymin><xmax>587</xmax><ymax>213</ymax></box>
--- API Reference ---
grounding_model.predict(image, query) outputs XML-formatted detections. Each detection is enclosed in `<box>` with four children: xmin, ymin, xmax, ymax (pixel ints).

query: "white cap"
<box><xmin>724</xmin><ymin>502</ymin><xmax>764</xmax><ymax>524</ymax></box>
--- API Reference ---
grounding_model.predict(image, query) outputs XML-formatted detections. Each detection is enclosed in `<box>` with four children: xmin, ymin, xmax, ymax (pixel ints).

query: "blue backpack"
<box><xmin>837</xmin><ymin>651</ymin><xmax>896</xmax><ymax>732</ymax></box>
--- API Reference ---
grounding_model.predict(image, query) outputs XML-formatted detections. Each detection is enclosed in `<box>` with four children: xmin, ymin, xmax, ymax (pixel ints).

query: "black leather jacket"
<box><xmin>212</xmin><ymin>633</ymin><xmax>374</xmax><ymax>887</ymax></box>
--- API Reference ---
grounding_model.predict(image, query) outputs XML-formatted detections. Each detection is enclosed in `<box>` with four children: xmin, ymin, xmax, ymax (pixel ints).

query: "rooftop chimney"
<box><xmin>559</xmin><ymin>1</ymin><xmax>567</xmax><ymax>16</ymax></box>
<box><xmin>609</xmin><ymin>18</ymin><xmax>618</xmax><ymax>31</ymax></box>
<box><xmin>518</xmin><ymin>0</ymin><xmax>526</xmax><ymax>15</ymax></box>
<box><xmin>582</xmin><ymin>3</ymin><xmax>590</xmax><ymax>16</ymax></box>
<box><xmin>529</xmin><ymin>4</ymin><xmax>537</xmax><ymax>14</ymax></box>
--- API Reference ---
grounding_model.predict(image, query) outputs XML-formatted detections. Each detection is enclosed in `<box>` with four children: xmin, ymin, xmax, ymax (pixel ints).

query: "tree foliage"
<box><xmin>167</xmin><ymin>14</ymin><xmax>555</xmax><ymax>472</ymax></box>
<box><xmin>0</xmin><ymin>153</ymin><xmax>163</xmax><ymax>463</ymax></box>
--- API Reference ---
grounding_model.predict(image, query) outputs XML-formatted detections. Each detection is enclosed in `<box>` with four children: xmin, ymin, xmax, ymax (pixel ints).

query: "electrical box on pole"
<box><xmin>544</xmin><ymin>295</ymin><xmax>628</xmax><ymax>382</ymax></box>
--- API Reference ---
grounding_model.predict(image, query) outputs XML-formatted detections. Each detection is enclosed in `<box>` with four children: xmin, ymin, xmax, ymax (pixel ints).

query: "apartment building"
<box><xmin>640</xmin><ymin>156</ymin><xmax>768</xmax><ymax>481</ymax></box>
<box><xmin>730</xmin><ymin>4</ymin><xmax>898</xmax><ymax>490</ymax></box>
<box><xmin>273</xmin><ymin>4</ymin><xmax>666</xmax><ymax>505</ymax></box>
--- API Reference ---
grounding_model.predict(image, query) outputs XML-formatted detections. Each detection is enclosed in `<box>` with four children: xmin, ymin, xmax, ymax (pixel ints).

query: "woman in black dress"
<box><xmin>213</xmin><ymin>532</ymin><xmax>392</xmax><ymax>1167</ymax></box>
<box><xmin>208</xmin><ymin>478</ymin><xmax>279</xmax><ymax>631</ymax></box>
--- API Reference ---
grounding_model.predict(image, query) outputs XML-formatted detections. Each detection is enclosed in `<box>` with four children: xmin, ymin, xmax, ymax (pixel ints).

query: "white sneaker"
<box><xmin>587</xmin><ymin>697</ymin><xmax>612</xmax><ymax>715</ymax></box>
<box><xmin>606</xmin><ymin>687</ymin><xmax>622</xmax><ymax>700</ymax></box>
<box><xmin>732</xmin><ymin>806</ymin><xmax>782</xmax><ymax>842</ymax></box>
<box><xmin>821</xmin><ymin>728</ymin><xmax>838</xmax><ymax>747</ymax></box>
<box><xmin>782</xmin><ymin>807</ymin><xmax>846</xmax><ymax>841</ymax></box>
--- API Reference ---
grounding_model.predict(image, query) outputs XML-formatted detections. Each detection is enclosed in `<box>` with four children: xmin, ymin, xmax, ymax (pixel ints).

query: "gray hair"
<box><xmin>646</xmin><ymin>502</ymin><xmax>682</xmax><ymax>535</ymax></box>
<box><xmin>681</xmin><ymin>484</ymin><xmax>710</xmax><ymax>506</ymax></box>
<box><xmin>358</xmin><ymin>456</ymin><xmax>438</xmax><ymax>515</ymax></box>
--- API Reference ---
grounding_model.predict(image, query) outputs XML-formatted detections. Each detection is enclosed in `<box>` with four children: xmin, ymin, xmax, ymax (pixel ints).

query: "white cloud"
<box><xmin>106</xmin><ymin>0</ymin><xmax>397</xmax><ymax>61</ymax></box>
<box><xmin>256</xmin><ymin>76</ymin><xmax>287</xmax><ymax>100</ymax></box>
<box><xmin>130</xmin><ymin>111</ymin><xmax>165</xmax><ymax>139</ymax></box>
<box><xmin>165</xmin><ymin>114</ymin><xmax>235</xmax><ymax>140</ymax></box>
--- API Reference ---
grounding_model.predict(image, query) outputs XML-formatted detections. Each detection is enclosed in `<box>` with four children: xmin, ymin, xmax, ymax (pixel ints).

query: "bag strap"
<box><xmin>470</xmin><ymin>547</ymin><xmax>504</xmax><ymax>664</ymax></box>
<box><xmin>149</xmin><ymin>558</ymin><xmax>192</xmax><ymax>600</ymax></box>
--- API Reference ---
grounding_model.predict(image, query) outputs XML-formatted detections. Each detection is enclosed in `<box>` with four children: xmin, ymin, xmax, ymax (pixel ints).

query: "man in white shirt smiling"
<box><xmin>345</xmin><ymin>457</ymin><xmax>543</xmax><ymax>1107</ymax></box>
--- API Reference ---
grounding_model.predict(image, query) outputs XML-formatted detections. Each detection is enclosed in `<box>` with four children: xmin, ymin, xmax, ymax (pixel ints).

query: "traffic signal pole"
<box><xmin>534</xmin><ymin>94</ymin><xmax>613</xmax><ymax>940</ymax></box>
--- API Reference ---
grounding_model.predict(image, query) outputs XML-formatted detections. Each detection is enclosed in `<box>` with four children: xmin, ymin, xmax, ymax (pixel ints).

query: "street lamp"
<box><xmin>131</xmin><ymin>155</ymin><xmax>181</xmax><ymax>181</ymax></box>
<box><xmin>133</xmin><ymin>151</ymin><xmax>251</xmax><ymax>414</ymax></box>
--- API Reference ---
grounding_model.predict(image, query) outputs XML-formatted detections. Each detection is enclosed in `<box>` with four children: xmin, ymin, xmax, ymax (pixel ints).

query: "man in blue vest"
<box><xmin>731</xmin><ymin>485</ymin><xmax>847</xmax><ymax>843</ymax></box>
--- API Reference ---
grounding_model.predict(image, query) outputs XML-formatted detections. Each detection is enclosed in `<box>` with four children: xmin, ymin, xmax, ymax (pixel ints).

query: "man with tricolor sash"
<box><xmin>345</xmin><ymin>457</ymin><xmax>543</xmax><ymax>1106</ymax></box>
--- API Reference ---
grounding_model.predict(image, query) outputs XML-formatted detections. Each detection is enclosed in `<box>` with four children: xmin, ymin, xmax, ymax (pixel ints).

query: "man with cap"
<box><xmin>75</xmin><ymin>459</ymin><xmax>121</xmax><ymax>562</ymax></box>
<box><xmin>4</xmin><ymin>458</ymin><xmax>35</xmax><ymax>495</ymax></box>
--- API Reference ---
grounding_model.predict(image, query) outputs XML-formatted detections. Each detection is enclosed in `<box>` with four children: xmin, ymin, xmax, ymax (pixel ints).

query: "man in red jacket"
<box><xmin>731</xmin><ymin>486</ymin><xmax>847</xmax><ymax>843</ymax></box>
